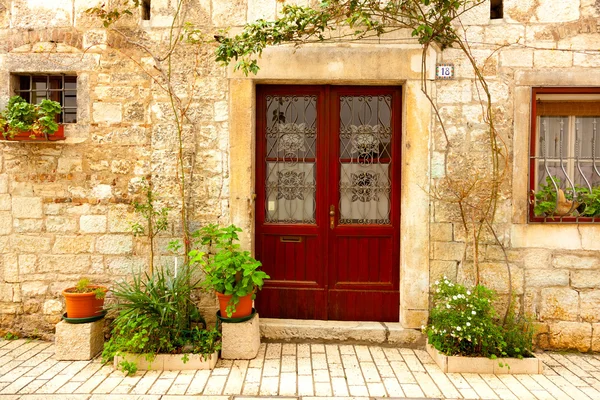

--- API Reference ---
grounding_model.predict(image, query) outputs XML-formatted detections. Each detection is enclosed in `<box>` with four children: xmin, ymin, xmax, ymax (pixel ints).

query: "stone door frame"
<box><xmin>227</xmin><ymin>44</ymin><xmax>435</xmax><ymax>327</ymax></box>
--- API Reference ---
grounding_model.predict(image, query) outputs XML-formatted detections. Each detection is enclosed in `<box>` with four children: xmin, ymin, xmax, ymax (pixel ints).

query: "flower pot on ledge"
<box><xmin>2</xmin><ymin>125</ymin><xmax>65</xmax><ymax>142</ymax></box>
<box><xmin>62</xmin><ymin>284</ymin><xmax>108</xmax><ymax>319</ymax></box>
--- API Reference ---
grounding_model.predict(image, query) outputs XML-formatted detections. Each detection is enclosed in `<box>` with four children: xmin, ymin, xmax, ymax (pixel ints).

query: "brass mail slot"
<box><xmin>280</xmin><ymin>236</ymin><xmax>303</xmax><ymax>243</ymax></box>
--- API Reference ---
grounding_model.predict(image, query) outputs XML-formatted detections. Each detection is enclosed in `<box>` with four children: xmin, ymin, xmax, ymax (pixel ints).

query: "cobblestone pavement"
<box><xmin>1</xmin><ymin>339</ymin><xmax>600</xmax><ymax>399</ymax></box>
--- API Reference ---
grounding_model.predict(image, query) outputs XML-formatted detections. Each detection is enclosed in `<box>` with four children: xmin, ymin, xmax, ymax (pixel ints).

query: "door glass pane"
<box><xmin>339</xmin><ymin>95</ymin><xmax>392</xmax><ymax>225</ymax></box>
<box><xmin>264</xmin><ymin>95</ymin><xmax>317</xmax><ymax>224</ymax></box>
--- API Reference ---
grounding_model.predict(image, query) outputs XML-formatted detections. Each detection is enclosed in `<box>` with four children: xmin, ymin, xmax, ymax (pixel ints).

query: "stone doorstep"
<box><xmin>259</xmin><ymin>318</ymin><xmax>425</xmax><ymax>347</ymax></box>
<box><xmin>114</xmin><ymin>351</ymin><xmax>218</xmax><ymax>371</ymax></box>
<box><xmin>425</xmin><ymin>342</ymin><xmax>543</xmax><ymax>374</ymax></box>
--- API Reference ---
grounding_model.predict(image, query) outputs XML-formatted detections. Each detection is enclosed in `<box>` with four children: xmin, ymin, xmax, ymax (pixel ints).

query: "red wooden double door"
<box><xmin>254</xmin><ymin>85</ymin><xmax>401</xmax><ymax>321</ymax></box>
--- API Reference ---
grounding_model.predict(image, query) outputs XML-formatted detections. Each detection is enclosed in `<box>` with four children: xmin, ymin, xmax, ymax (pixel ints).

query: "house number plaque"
<box><xmin>436</xmin><ymin>63</ymin><xmax>455</xmax><ymax>80</ymax></box>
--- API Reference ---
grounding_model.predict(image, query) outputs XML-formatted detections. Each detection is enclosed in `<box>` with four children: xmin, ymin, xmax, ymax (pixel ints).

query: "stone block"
<box><xmin>45</xmin><ymin>217</ymin><xmax>78</xmax><ymax>233</ymax></box>
<box><xmin>11</xmin><ymin>0</ymin><xmax>73</xmax><ymax>29</ymax></box>
<box><xmin>593</xmin><ymin>324</ymin><xmax>600</xmax><ymax>352</ymax></box>
<box><xmin>385</xmin><ymin>323</ymin><xmax>425</xmax><ymax>346</ymax></box>
<box><xmin>571</xmin><ymin>271</ymin><xmax>600</xmax><ymax>289</ymax></box>
<box><xmin>433</xmin><ymin>241</ymin><xmax>465</xmax><ymax>261</ymax></box>
<box><xmin>52</xmin><ymin>236</ymin><xmax>94</xmax><ymax>254</ymax></box>
<box><xmin>0</xmin><ymin>194</ymin><xmax>11</xmax><ymax>211</ymax></box>
<box><xmin>524</xmin><ymin>269</ymin><xmax>569</xmax><ymax>287</ymax></box>
<box><xmin>57</xmin><ymin>158</ymin><xmax>83</xmax><ymax>174</ymax></box>
<box><xmin>80</xmin><ymin>215</ymin><xmax>107</xmax><ymax>233</ymax></box>
<box><xmin>55</xmin><ymin>320</ymin><xmax>104</xmax><ymax>361</ymax></box>
<box><xmin>212</xmin><ymin>0</ymin><xmax>246</xmax><ymax>26</ymax></box>
<box><xmin>3</xmin><ymin>253</ymin><xmax>18</xmax><ymax>283</ymax></box>
<box><xmin>38</xmin><ymin>255</ymin><xmax>91</xmax><ymax>274</ymax></box>
<box><xmin>540</xmin><ymin>288</ymin><xmax>579</xmax><ymax>321</ymax></box>
<box><xmin>96</xmin><ymin>235</ymin><xmax>133</xmax><ymax>255</ymax></box>
<box><xmin>534</xmin><ymin>50</ymin><xmax>573</xmax><ymax>68</ymax></box>
<box><xmin>430</xmin><ymin>260</ymin><xmax>458</xmax><ymax>282</ymax></box>
<box><xmin>18</xmin><ymin>255</ymin><xmax>37</xmax><ymax>275</ymax></box>
<box><xmin>14</xmin><ymin>219</ymin><xmax>44</xmax><ymax>233</ymax></box>
<box><xmin>552</xmin><ymin>253</ymin><xmax>599</xmax><ymax>269</ymax></box>
<box><xmin>248</xmin><ymin>0</ymin><xmax>276</xmax><ymax>21</ymax></box>
<box><xmin>260</xmin><ymin>318</ymin><xmax>388</xmax><ymax>343</ymax></box>
<box><xmin>214</xmin><ymin>100</ymin><xmax>228</xmax><ymax>122</ymax></box>
<box><xmin>92</xmin><ymin>102</ymin><xmax>122</xmax><ymax>124</ymax></box>
<box><xmin>0</xmin><ymin>211</ymin><xmax>12</xmax><ymax>235</ymax></box>
<box><xmin>43</xmin><ymin>299</ymin><xmax>63</xmax><ymax>315</ymax></box>
<box><xmin>536</xmin><ymin>0</ymin><xmax>580</xmax><ymax>23</ymax></box>
<box><xmin>222</xmin><ymin>313</ymin><xmax>260</xmax><ymax>360</ymax></box>
<box><xmin>430</xmin><ymin>223</ymin><xmax>453</xmax><ymax>241</ymax></box>
<box><xmin>401</xmin><ymin>308</ymin><xmax>428</xmax><ymax>329</ymax></box>
<box><xmin>458</xmin><ymin>0</ymin><xmax>490</xmax><ymax>25</ymax></box>
<box><xmin>10</xmin><ymin>235</ymin><xmax>52</xmax><ymax>253</ymax></box>
<box><xmin>106</xmin><ymin>256</ymin><xmax>147</xmax><ymax>275</ymax></box>
<box><xmin>12</xmin><ymin>197</ymin><xmax>43</xmax><ymax>219</ymax></box>
<box><xmin>580</xmin><ymin>291</ymin><xmax>600</xmax><ymax>322</ymax></box>
<box><xmin>480</xmin><ymin>263</ymin><xmax>524</xmax><ymax>295</ymax></box>
<box><xmin>0</xmin><ymin>175</ymin><xmax>7</xmax><ymax>194</ymax></box>
<box><xmin>500</xmin><ymin>49</ymin><xmax>534</xmax><ymax>68</ymax></box>
<box><xmin>548</xmin><ymin>321</ymin><xmax>592</xmax><ymax>352</ymax></box>
<box><xmin>436</xmin><ymin>80</ymin><xmax>472</xmax><ymax>104</ymax></box>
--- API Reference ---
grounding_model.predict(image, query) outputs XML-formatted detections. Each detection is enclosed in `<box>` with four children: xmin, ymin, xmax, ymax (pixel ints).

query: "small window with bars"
<box><xmin>530</xmin><ymin>88</ymin><xmax>600</xmax><ymax>222</ymax></box>
<box><xmin>13</xmin><ymin>75</ymin><xmax>77</xmax><ymax>123</ymax></box>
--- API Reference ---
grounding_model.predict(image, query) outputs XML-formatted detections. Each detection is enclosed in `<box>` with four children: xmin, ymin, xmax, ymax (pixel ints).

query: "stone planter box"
<box><xmin>114</xmin><ymin>351</ymin><xmax>218</xmax><ymax>371</ymax></box>
<box><xmin>426</xmin><ymin>342</ymin><xmax>543</xmax><ymax>374</ymax></box>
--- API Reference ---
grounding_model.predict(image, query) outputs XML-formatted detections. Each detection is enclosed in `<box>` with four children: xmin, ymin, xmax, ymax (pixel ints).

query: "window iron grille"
<box><xmin>14</xmin><ymin>74</ymin><xmax>77</xmax><ymax>123</ymax></box>
<box><xmin>530</xmin><ymin>88</ymin><xmax>600</xmax><ymax>223</ymax></box>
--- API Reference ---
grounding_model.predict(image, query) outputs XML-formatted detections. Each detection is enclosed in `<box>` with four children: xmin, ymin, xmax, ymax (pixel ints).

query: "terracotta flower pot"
<box><xmin>2</xmin><ymin>125</ymin><xmax>65</xmax><ymax>142</ymax></box>
<box><xmin>62</xmin><ymin>285</ymin><xmax>107</xmax><ymax>319</ymax></box>
<box><xmin>216</xmin><ymin>291</ymin><xmax>253</xmax><ymax>318</ymax></box>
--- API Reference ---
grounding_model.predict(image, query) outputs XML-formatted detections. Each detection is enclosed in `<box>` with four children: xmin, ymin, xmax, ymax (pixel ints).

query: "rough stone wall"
<box><xmin>430</xmin><ymin>0</ymin><xmax>600</xmax><ymax>352</ymax></box>
<box><xmin>0</xmin><ymin>0</ymin><xmax>598</xmax><ymax>352</ymax></box>
<box><xmin>0</xmin><ymin>0</ymin><xmax>232</xmax><ymax>336</ymax></box>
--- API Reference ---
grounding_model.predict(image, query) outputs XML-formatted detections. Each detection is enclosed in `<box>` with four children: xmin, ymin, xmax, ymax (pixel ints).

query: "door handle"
<box><xmin>329</xmin><ymin>205</ymin><xmax>335</xmax><ymax>230</ymax></box>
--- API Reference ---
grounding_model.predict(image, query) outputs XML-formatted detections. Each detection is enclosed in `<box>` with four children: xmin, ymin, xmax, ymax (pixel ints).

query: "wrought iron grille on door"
<box><xmin>255</xmin><ymin>85</ymin><xmax>401</xmax><ymax>322</ymax></box>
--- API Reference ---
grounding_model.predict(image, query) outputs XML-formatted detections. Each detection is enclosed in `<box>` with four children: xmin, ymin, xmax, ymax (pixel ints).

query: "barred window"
<box><xmin>13</xmin><ymin>74</ymin><xmax>77</xmax><ymax>123</ymax></box>
<box><xmin>530</xmin><ymin>88</ymin><xmax>600</xmax><ymax>222</ymax></box>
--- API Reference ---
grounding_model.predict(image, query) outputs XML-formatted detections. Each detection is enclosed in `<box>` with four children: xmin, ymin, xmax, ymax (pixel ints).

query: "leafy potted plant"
<box><xmin>533</xmin><ymin>176</ymin><xmax>587</xmax><ymax>217</ymax></box>
<box><xmin>0</xmin><ymin>95</ymin><xmax>64</xmax><ymax>141</ymax></box>
<box><xmin>190</xmin><ymin>224</ymin><xmax>269</xmax><ymax>318</ymax></box>
<box><xmin>103</xmin><ymin>264</ymin><xmax>221</xmax><ymax>374</ymax></box>
<box><xmin>62</xmin><ymin>278</ymin><xmax>108</xmax><ymax>319</ymax></box>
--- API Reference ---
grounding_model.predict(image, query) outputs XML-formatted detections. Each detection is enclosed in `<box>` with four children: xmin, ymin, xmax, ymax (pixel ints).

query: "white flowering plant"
<box><xmin>424</xmin><ymin>278</ymin><xmax>533</xmax><ymax>359</ymax></box>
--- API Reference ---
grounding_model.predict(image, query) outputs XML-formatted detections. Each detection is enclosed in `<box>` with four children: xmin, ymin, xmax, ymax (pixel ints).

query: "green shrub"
<box><xmin>102</xmin><ymin>264</ymin><xmax>221</xmax><ymax>373</ymax></box>
<box><xmin>424</xmin><ymin>278</ymin><xmax>533</xmax><ymax>359</ymax></box>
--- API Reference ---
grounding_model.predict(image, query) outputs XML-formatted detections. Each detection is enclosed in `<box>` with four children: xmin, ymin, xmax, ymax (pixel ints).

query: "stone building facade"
<box><xmin>0</xmin><ymin>0</ymin><xmax>598</xmax><ymax>351</ymax></box>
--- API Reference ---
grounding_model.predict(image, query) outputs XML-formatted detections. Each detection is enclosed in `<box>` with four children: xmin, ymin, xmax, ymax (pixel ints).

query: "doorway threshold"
<box><xmin>259</xmin><ymin>318</ymin><xmax>425</xmax><ymax>347</ymax></box>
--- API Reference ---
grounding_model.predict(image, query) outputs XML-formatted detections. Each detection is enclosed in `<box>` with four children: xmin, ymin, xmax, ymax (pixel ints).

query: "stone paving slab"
<box><xmin>1</xmin><ymin>339</ymin><xmax>600</xmax><ymax>399</ymax></box>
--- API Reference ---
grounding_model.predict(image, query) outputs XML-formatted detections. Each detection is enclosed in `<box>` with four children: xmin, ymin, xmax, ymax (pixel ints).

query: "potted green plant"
<box><xmin>62</xmin><ymin>278</ymin><xmax>108</xmax><ymax>319</ymax></box>
<box><xmin>190</xmin><ymin>224</ymin><xmax>269</xmax><ymax>318</ymax></box>
<box><xmin>0</xmin><ymin>95</ymin><xmax>64</xmax><ymax>141</ymax></box>
<box><xmin>103</xmin><ymin>264</ymin><xmax>221</xmax><ymax>374</ymax></box>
